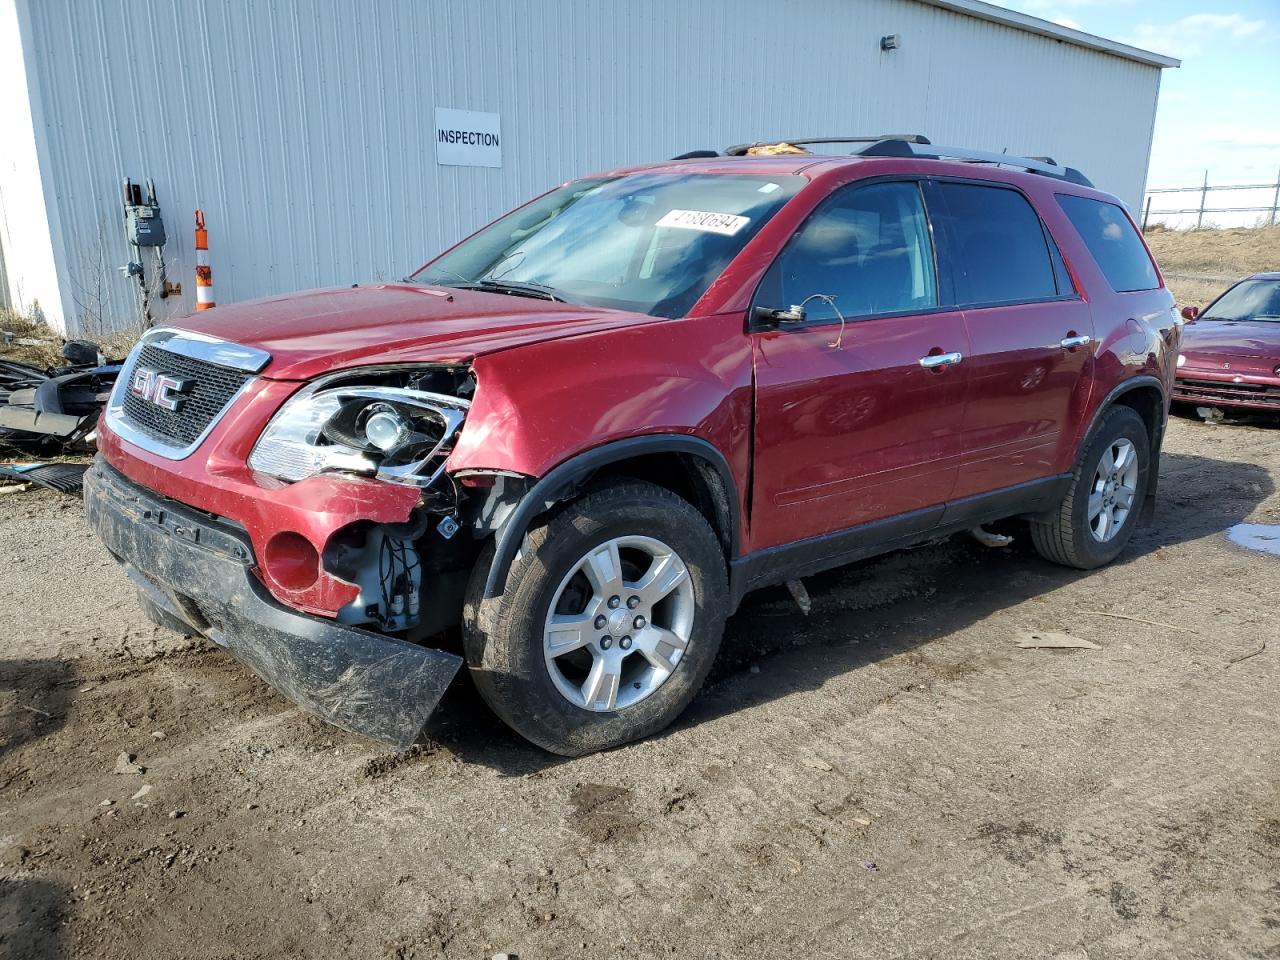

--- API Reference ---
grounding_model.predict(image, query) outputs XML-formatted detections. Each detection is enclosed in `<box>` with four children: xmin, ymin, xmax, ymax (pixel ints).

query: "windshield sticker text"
<box><xmin>656</xmin><ymin>209</ymin><xmax>751</xmax><ymax>236</ymax></box>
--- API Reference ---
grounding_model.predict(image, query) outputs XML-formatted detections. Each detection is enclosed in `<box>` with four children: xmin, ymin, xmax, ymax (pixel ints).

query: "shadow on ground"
<box><xmin>0</xmin><ymin>877</ymin><xmax>68</xmax><ymax>960</ymax></box>
<box><xmin>0</xmin><ymin>659</ymin><xmax>74</xmax><ymax>763</ymax></box>
<box><xmin>435</xmin><ymin>448</ymin><xmax>1271</xmax><ymax>769</ymax></box>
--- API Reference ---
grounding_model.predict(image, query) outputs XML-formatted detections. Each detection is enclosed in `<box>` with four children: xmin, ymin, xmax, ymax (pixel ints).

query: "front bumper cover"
<box><xmin>1173</xmin><ymin>370</ymin><xmax>1280</xmax><ymax>411</ymax></box>
<box><xmin>83</xmin><ymin>458</ymin><xmax>462</xmax><ymax>750</ymax></box>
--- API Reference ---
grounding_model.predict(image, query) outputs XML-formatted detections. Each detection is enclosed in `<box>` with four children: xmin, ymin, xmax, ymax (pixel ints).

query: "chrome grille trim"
<box><xmin>147</xmin><ymin>328</ymin><xmax>271</xmax><ymax>373</ymax></box>
<box><xmin>104</xmin><ymin>328</ymin><xmax>269</xmax><ymax>461</ymax></box>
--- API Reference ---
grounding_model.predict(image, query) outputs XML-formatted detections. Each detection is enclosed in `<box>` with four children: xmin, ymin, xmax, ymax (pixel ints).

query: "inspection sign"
<box><xmin>435</xmin><ymin>108</ymin><xmax>502</xmax><ymax>167</ymax></box>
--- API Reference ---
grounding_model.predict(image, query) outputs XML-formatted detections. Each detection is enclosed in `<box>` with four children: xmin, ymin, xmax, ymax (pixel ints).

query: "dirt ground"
<box><xmin>1144</xmin><ymin>224</ymin><xmax>1279</xmax><ymax>310</ymax></box>
<box><xmin>2</xmin><ymin>413</ymin><xmax>1278</xmax><ymax>959</ymax></box>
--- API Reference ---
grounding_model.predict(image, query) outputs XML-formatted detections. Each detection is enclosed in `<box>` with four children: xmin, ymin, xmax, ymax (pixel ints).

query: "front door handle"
<box><xmin>919</xmin><ymin>351</ymin><xmax>963</xmax><ymax>369</ymax></box>
<box><xmin>1060</xmin><ymin>334</ymin><xmax>1093</xmax><ymax>349</ymax></box>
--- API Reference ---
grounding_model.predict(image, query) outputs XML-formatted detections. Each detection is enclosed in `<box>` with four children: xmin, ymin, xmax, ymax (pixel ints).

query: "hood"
<box><xmin>168</xmin><ymin>284</ymin><xmax>660</xmax><ymax>380</ymax></box>
<box><xmin>1181</xmin><ymin>319</ymin><xmax>1280</xmax><ymax>362</ymax></box>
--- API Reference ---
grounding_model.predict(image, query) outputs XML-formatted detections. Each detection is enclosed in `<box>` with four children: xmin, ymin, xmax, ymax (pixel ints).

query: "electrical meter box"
<box><xmin>126</xmin><ymin>205</ymin><xmax>166</xmax><ymax>247</ymax></box>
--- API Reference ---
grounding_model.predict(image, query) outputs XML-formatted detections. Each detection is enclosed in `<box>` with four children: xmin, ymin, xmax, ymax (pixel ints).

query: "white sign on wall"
<box><xmin>434</xmin><ymin>107</ymin><xmax>502</xmax><ymax>168</ymax></box>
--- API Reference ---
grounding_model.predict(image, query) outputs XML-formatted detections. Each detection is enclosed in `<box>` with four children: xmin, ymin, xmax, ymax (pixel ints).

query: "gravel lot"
<box><xmin>2</xmin><ymin>414</ymin><xmax>1278</xmax><ymax>960</ymax></box>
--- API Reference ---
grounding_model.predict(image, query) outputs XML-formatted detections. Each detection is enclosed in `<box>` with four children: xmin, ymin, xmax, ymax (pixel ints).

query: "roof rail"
<box><xmin>723</xmin><ymin>134</ymin><xmax>932</xmax><ymax>156</ymax></box>
<box><xmin>853</xmin><ymin>139</ymin><xmax>1094</xmax><ymax>187</ymax></box>
<box><xmin>704</xmin><ymin>135</ymin><xmax>1093</xmax><ymax>187</ymax></box>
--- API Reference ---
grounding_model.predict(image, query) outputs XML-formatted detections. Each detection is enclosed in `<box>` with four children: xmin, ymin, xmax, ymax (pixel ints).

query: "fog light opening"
<box><xmin>263</xmin><ymin>531</ymin><xmax>320</xmax><ymax>590</ymax></box>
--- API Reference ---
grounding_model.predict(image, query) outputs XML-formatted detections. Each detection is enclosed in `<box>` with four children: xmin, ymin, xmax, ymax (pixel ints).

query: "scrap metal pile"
<box><xmin>0</xmin><ymin>339</ymin><xmax>122</xmax><ymax>453</ymax></box>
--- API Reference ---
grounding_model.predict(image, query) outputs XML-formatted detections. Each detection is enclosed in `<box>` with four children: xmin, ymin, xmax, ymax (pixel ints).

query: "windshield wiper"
<box><xmin>403</xmin><ymin>270</ymin><xmax>570</xmax><ymax>303</ymax></box>
<box><xmin>474</xmin><ymin>278</ymin><xmax>569</xmax><ymax>302</ymax></box>
<box><xmin>403</xmin><ymin>267</ymin><xmax>473</xmax><ymax>287</ymax></box>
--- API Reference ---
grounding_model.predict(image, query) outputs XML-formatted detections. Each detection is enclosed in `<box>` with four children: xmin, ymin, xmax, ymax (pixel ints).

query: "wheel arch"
<box><xmin>480</xmin><ymin>435</ymin><xmax>740</xmax><ymax>599</ymax></box>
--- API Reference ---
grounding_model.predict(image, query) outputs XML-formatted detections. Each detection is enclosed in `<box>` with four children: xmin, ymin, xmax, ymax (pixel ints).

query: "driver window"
<box><xmin>761</xmin><ymin>181</ymin><xmax>938</xmax><ymax>323</ymax></box>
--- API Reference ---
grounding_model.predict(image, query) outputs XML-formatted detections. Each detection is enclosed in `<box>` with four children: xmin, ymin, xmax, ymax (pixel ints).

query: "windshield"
<box><xmin>1202</xmin><ymin>278</ymin><xmax>1280</xmax><ymax>323</ymax></box>
<box><xmin>411</xmin><ymin>173</ymin><xmax>805</xmax><ymax>318</ymax></box>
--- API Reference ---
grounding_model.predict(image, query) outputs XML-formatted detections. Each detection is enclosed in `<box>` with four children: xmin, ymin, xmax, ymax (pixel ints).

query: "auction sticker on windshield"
<box><xmin>656</xmin><ymin>209</ymin><xmax>751</xmax><ymax>236</ymax></box>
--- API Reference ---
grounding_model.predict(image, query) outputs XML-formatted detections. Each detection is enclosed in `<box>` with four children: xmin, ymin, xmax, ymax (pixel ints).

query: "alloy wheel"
<box><xmin>543</xmin><ymin>535</ymin><xmax>695</xmax><ymax>712</ymax></box>
<box><xmin>1088</xmin><ymin>437</ymin><xmax>1138</xmax><ymax>542</ymax></box>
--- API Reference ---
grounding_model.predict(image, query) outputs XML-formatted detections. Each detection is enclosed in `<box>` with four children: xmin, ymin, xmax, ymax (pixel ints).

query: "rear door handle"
<box><xmin>918</xmin><ymin>351</ymin><xmax>963</xmax><ymax>368</ymax></box>
<box><xmin>1060</xmin><ymin>334</ymin><xmax>1092</xmax><ymax>349</ymax></box>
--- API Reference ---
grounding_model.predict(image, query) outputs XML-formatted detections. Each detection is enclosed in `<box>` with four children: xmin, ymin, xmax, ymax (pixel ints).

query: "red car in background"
<box><xmin>1174</xmin><ymin>273</ymin><xmax>1280</xmax><ymax>413</ymax></box>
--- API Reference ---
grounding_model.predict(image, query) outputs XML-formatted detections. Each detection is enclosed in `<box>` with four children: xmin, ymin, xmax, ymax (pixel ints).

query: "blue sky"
<box><xmin>999</xmin><ymin>0</ymin><xmax>1280</xmax><ymax>190</ymax></box>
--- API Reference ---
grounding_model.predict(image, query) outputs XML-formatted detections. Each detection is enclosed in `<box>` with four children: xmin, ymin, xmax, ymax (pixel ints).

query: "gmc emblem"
<box><xmin>129</xmin><ymin>367</ymin><xmax>191</xmax><ymax>412</ymax></box>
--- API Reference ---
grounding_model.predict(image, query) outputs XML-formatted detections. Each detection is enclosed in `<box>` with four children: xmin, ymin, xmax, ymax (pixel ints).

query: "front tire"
<box><xmin>463</xmin><ymin>480</ymin><xmax>728</xmax><ymax>755</ymax></box>
<box><xmin>1030</xmin><ymin>405</ymin><xmax>1149</xmax><ymax>569</ymax></box>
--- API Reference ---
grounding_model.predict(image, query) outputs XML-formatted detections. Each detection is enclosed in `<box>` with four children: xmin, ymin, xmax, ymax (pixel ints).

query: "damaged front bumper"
<box><xmin>83</xmin><ymin>458</ymin><xmax>462</xmax><ymax>750</ymax></box>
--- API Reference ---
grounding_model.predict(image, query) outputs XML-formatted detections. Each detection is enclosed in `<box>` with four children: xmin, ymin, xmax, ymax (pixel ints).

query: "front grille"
<box><xmin>1174</xmin><ymin>377</ymin><xmax>1280</xmax><ymax>407</ymax></box>
<box><xmin>119</xmin><ymin>344</ymin><xmax>253</xmax><ymax>447</ymax></box>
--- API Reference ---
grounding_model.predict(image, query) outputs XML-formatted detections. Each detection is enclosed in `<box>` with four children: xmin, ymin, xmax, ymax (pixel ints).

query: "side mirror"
<box><xmin>752</xmin><ymin>304</ymin><xmax>806</xmax><ymax>326</ymax></box>
<box><xmin>1181</xmin><ymin>305</ymin><xmax>1199</xmax><ymax>322</ymax></box>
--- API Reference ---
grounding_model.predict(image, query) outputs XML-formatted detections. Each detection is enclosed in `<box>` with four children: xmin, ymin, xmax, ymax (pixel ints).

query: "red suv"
<box><xmin>85</xmin><ymin>136</ymin><xmax>1179</xmax><ymax>755</ymax></box>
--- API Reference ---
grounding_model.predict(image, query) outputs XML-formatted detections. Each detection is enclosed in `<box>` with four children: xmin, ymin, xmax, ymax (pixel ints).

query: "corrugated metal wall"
<box><xmin>16</xmin><ymin>0</ymin><xmax>1162</xmax><ymax>334</ymax></box>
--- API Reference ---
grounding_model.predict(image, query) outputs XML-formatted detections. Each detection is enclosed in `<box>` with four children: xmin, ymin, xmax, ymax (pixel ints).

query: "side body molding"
<box><xmin>481</xmin><ymin>435</ymin><xmax>740</xmax><ymax>600</ymax></box>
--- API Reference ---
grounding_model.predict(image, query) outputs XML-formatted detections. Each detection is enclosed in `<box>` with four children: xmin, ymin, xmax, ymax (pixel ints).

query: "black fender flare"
<box><xmin>1080</xmin><ymin>375</ymin><xmax>1167</xmax><ymax>438</ymax></box>
<box><xmin>481</xmin><ymin>435</ymin><xmax>740</xmax><ymax>599</ymax></box>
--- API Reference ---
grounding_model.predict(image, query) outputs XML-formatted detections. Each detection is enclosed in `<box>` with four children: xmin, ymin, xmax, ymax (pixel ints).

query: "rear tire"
<box><xmin>463</xmin><ymin>480</ymin><xmax>728</xmax><ymax>755</ymax></box>
<box><xmin>1030</xmin><ymin>405</ymin><xmax>1149</xmax><ymax>569</ymax></box>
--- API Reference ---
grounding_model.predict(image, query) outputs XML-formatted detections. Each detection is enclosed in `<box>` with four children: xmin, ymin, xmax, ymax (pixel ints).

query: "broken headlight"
<box><xmin>248</xmin><ymin>383</ymin><xmax>469</xmax><ymax>486</ymax></box>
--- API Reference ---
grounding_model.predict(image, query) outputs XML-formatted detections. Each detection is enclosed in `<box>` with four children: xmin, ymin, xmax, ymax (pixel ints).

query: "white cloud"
<box><xmin>1125</xmin><ymin>13</ymin><xmax>1266</xmax><ymax>58</ymax></box>
<box><xmin>1200</xmin><ymin>124</ymin><xmax>1280</xmax><ymax>148</ymax></box>
<box><xmin>1051</xmin><ymin>15</ymin><xmax>1084</xmax><ymax>30</ymax></box>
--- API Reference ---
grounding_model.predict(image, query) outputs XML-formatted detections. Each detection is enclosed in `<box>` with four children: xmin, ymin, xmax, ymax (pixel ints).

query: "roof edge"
<box><xmin>915</xmin><ymin>0</ymin><xmax>1181</xmax><ymax>68</ymax></box>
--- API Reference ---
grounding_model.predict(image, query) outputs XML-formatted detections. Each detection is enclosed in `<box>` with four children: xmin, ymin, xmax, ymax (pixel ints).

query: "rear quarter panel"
<box><xmin>1027</xmin><ymin>180</ymin><xmax>1178</xmax><ymax>458</ymax></box>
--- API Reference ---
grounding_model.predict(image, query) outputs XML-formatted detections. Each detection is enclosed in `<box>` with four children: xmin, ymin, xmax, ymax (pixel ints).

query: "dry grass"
<box><xmin>1</xmin><ymin>307</ymin><xmax>140</xmax><ymax>368</ymax></box>
<box><xmin>0</xmin><ymin>308</ymin><xmax>66</xmax><ymax>368</ymax></box>
<box><xmin>1144</xmin><ymin>224</ymin><xmax>1280</xmax><ymax>309</ymax></box>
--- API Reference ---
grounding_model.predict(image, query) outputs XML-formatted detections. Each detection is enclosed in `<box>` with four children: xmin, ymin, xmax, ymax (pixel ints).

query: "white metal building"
<box><xmin>0</xmin><ymin>0</ymin><xmax>1177</xmax><ymax>335</ymax></box>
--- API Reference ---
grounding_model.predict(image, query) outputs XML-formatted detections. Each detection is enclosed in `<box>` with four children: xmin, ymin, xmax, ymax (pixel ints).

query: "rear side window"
<box><xmin>935</xmin><ymin>183</ymin><xmax>1058</xmax><ymax>306</ymax></box>
<box><xmin>1057</xmin><ymin>195</ymin><xmax>1158</xmax><ymax>293</ymax></box>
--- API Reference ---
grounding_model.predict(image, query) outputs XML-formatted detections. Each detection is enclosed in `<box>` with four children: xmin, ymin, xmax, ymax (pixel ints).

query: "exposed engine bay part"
<box><xmin>0</xmin><ymin>342</ymin><xmax>123</xmax><ymax>451</ymax></box>
<box><xmin>327</xmin><ymin>513</ymin><xmax>428</xmax><ymax>630</ymax></box>
<box><xmin>322</xmin><ymin>504</ymin><xmax>484</xmax><ymax>639</ymax></box>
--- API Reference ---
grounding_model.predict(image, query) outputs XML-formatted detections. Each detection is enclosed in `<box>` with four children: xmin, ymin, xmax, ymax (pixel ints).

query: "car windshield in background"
<box><xmin>1201</xmin><ymin>278</ymin><xmax>1280</xmax><ymax>323</ymax></box>
<box><xmin>412</xmin><ymin>173</ymin><xmax>805</xmax><ymax>318</ymax></box>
